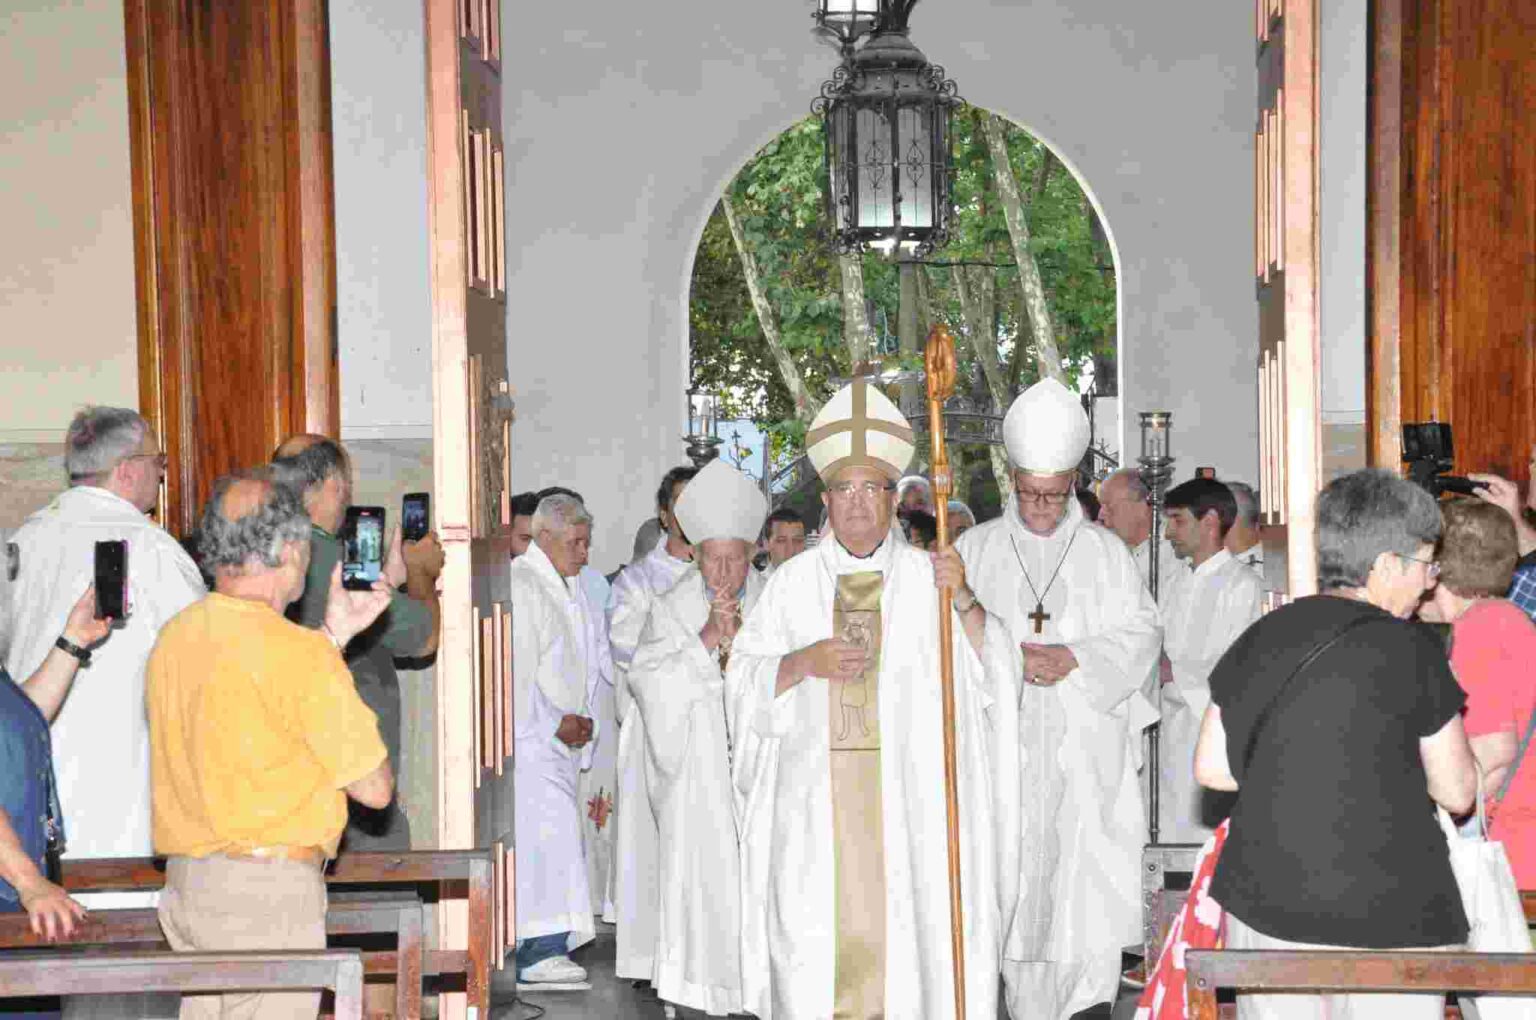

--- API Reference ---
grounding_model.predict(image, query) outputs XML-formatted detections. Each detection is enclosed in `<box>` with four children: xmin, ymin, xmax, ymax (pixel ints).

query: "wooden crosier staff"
<box><xmin>924</xmin><ymin>323</ymin><xmax>967</xmax><ymax>1019</ymax></box>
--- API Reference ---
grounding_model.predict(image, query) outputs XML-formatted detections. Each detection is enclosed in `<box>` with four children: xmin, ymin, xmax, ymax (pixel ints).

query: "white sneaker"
<box><xmin>518</xmin><ymin>955</ymin><xmax>588</xmax><ymax>984</ymax></box>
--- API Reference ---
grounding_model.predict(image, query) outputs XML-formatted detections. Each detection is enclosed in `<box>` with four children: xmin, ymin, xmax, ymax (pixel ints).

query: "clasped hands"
<box><xmin>1021</xmin><ymin>642</ymin><xmax>1077</xmax><ymax>686</ymax></box>
<box><xmin>556</xmin><ymin>714</ymin><xmax>594</xmax><ymax>749</ymax></box>
<box><xmin>699</xmin><ymin>595</ymin><xmax>742</xmax><ymax>652</ymax></box>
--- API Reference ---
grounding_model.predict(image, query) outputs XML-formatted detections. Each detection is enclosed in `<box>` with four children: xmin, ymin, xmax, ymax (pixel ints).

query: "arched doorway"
<box><xmin>686</xmin><ymin>108</ymin><xmax>1120</xmax><ymax>525</ymax></box>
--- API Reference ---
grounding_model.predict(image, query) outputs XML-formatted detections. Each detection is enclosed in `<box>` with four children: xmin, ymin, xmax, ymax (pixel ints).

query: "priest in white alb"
<box><xmin>1155</xmin><ymin>478</ymin><xmax>1261</xmax><ymax>842</ymax></box>
<box><xmin>725</xmin><ymin>380</ymin><xmax>1002</xmax><ymax>1020</ymax></box>
<box><xmin>628</xmin><ymin>459</ymin><xmax>767</xmax><ymax>1016</ymax></box>
<box><xmin>952</xmin><ymin>378</ymin><xmax>1161</xmax><ymax>1019</ymax></box>
<box><xmin>606</xmin><ymin>464</ymin><xmax>698</xmax><ymax>980</ymax></box>
<box><xmin>508</xmin><ymin>493</ymin><xmax>602</xmax><ymax>985</ymax></box>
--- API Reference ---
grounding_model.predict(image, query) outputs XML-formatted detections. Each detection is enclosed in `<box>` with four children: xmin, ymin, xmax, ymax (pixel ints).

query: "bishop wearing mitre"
<box><xmin>953</xmin><ymin>378</ymin><xmax>1161</xmax><ymax>1019</ymax></box>
<box><xmin>725</xmin><ymin>380</ymin><xmax>1002</xmax><ymax>1020</ymax></box>
<box><xmin>628</xmin><ymin>459</ymin><xmax>767</xmax><ymax>1016</ymax></box>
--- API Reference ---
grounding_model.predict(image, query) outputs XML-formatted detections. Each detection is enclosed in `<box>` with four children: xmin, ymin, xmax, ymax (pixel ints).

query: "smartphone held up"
<box><xmin>342</xmin><ymin>506</ymin><xmax>386</xmax><ymax>591</ymax></box>
<box><xmin>94</xmin><ymin>540</ymin><xmax>128</xmax><ymax>621</ymax></box>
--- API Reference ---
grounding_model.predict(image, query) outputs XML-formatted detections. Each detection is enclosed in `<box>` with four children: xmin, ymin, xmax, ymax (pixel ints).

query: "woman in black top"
<box><xmin>1193</xmin><ymin>469</ymin><xmax>1478</xmax><ymax>1020</ymax></box>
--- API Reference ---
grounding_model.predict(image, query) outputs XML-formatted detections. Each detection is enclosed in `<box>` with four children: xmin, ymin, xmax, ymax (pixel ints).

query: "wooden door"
<box><xmin>126</xmin><ymin>0</ymin><xmax>339</xmax><ymax>536</ymax></box>
<box><xmin>425</xmin><ymin>0</ymin><xmax>512</xmax><ymax>1011</ymax></box>
<box><xmin>1367</xmin><ymin>0</ymin><xmax>1536</xmax><ymax>480</ymax></box>
<box><xmin>1255</xmin><ymin>0</ymin><xmax>1322</xmax><ymax>596</ymax></box>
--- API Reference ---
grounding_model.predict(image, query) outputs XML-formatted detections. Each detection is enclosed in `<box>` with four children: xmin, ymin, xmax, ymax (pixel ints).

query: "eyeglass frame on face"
<box><xmin>1013</xmin><ymin>484</ymin><xmax>1074</xmax><ymax>506</ymax></box>
<box><xmin>126</xmin><ymin>453</ymin><xmax>169</xmax><ymax>470</ymax></box>
<box><xmin>1395</xmin><ymin>551</ymin><xmax>1441</xmax><ymax>580</ymax></box>
<box><xmin>828</xmin><ymin>480</ymin><xmax>895</xmax><ymax>501</ymax></box>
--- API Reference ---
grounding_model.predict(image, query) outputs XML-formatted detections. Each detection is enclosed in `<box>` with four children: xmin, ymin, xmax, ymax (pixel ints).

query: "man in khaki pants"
<box><xmin>146</xmin><ymin>470</ymin><xmax>395</xmax><ymax>1020</ymax></box>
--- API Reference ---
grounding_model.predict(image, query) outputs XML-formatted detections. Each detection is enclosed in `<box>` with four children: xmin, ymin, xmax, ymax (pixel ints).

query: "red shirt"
<box><xmin>1452</xmin><ymin>598</ymin><xmax>1536</xmax><ymax>887</ymax></box>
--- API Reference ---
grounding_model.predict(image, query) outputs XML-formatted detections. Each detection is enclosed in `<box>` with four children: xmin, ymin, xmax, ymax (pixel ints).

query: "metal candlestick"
<box><xmin>1137</xmin><ymin>410</ymin><xmax>1174</xmax><ymax>845</ymax></box>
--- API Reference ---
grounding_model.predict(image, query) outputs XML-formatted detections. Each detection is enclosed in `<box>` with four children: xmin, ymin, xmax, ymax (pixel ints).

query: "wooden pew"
<box><xmin>1185</xmin><ymin>949</ymin><xmax>1536</xmax><ymax>1020</ymax></box>
<box><xmin>0</xmin><ymin>949</ymin><xmax>365</xmax><ymax>1020</ymax></box>
<box><xmin>60</xmin><ymin>850</ymin><xmax>494</xmax><ymax>1017</ymax></box>
<box><xmin>0</xmin><ymin>896</ymin><xmax>424</xmax><ymax>1020</ymax></box>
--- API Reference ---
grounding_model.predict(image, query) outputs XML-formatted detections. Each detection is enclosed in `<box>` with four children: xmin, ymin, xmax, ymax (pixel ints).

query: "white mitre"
<box><xmin>1003</xmin><ymin>377</ymin><xmax>1090</xmax><ymax>474</ymax></box>
<box><xmin>674</xmin><ymin>458</ymin><xmax>768</xmax><ymax>544</ymax></box>
<box><xmin>805</xmin><ymin>379</ymin><xmax>915</xmax><ymax>482</ymax></box>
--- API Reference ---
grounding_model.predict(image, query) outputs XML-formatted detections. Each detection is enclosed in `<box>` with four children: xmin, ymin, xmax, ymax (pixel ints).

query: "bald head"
<box><xmin>1098</xmin><ymin>468</ymin><xmax>1152</xmax><ymax>548</ymax></box>
<box><xmin>271</xmin><ymin>434</ymin><xmax>351</xmax><ymax>533</ymax></box>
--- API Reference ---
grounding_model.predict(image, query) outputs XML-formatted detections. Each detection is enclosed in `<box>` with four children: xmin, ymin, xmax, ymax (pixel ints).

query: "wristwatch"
<box><xmin>54</xmin><ymin>635</ymin><xmax>91</xmax><ymax>667</ymax></box>
<box><xmin>954</xmin><ymin>589</ymin><xmax>979</xmax><ymax>613</ymax></box>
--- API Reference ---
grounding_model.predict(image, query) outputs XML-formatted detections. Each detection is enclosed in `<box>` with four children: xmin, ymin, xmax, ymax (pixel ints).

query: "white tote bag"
<box><xmin>1442</xmin><ymin>770</ymin><xmax>1536</xmax><ymax>1020</ymax></box>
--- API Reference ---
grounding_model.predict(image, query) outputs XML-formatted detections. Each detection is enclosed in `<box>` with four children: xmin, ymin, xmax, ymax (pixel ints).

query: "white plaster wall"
<box><xmin>1319</xmin><ymin>0</ymin><xmax>1369</xmax><ymax>426</ymax></box>
<box><xmin>503</xmin><ymin>1</ymin><xmax>1258</xmax><ymax>567</ymax></box>
<box><xmin>329</xmin><ymin>0</ymin><xmax>434</xmax><ymax>440</ymax></box>
<box><xmin>0</xmin><ymin>0</ymin><xmax>138</xmax><ymax>441</ymax></box>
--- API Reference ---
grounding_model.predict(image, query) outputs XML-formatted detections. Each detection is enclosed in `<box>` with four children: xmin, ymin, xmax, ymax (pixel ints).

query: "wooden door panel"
<box><xmin>126</xmin><ymin>0</ymin><xmax>338</xmax><ymax>535</ymax></box>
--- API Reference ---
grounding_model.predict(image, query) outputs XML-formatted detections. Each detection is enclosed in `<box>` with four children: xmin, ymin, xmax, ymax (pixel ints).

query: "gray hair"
<box><xmin>947</xmin><ymin>499</ymin><xmax>975</xmax><ymax>523</ymax></box>
<box><xmin>532</xmin><ymin>493</ymin><xmax>593</xmax><ymax>535</ymax></box>
<box><xmin>1316</xmin><ymin>468</ymin><xmax>1441</xmax><ymax>590</ymax></box>
<box><xmin>269</xmin><ymin>437</ymin><xmax>349</xmax><ymax>498</ymax></box>
<box><xmin>1107</xmin><ymin>468</ymin><xmax>1149</xmax><ymax>502</ymax></box>
<box><xmin>1226</xmin><ymin>481</ymin><xmax>1260</xmax><ymax>528</ymax></box>
<box><xmin>196</xmin><ymin>470</ymin><xmax>313</xmax><ymax>574</ymax></box>
<box><xmin>65</xmin><ymin>407</ymin><xmax>149</xmax><ymax>481</ymax></box>
<box><xmin>896</xmin><ymin>475</ymin><xmax>932</xmax><ymax>496</ymax></box>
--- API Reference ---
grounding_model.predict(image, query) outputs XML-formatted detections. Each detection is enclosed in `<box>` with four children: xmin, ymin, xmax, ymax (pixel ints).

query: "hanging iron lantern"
<box><xmin>812</xmin><ymin>1</ymin><xmax>961</xmax><ymax>256</ymax></box>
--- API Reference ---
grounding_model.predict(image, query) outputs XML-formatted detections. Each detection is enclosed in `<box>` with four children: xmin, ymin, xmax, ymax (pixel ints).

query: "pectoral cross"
<box><xmin>1028</xmin><ymin>601</ymin><xmax>1051</xmax><ymax>634</ymax></box>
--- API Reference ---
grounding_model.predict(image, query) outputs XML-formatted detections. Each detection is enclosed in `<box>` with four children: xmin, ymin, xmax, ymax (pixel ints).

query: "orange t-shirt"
<box><xmin>147</xmin><ymin>593</ymin><xmax>387</xmax><ymax>858</ymax></box>
<box><xmin>1452</xmin><ymin>598</ymin><xmax>1536</xmax><ymax>887</ymax></box>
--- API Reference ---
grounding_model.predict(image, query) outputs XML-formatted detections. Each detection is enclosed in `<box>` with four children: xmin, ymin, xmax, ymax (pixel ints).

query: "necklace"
<box><xmin>1009</xmin><ymin>529</ymin><xmax>1080</xmax><ymax>634</ymax></box>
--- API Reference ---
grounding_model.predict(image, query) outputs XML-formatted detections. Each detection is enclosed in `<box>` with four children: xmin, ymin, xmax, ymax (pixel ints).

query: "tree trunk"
<box><xmin>984</xmin><ymin>114</ymin><xmax>1066</xmax><ymax>385</ymax></box>
<box><xmin>720</xmin><ymin>195</ymin><xmax>816</xmax><ymax>425</ymax></box>
<box><xmin>838</xmin><ymin>253</ymin><xmax>872</xmax><ymax>370</ymax></box>
<box><xmin>952</xmin><ymin>265</ymin><xmax>1014</xmax><ymax>493</ymax></box>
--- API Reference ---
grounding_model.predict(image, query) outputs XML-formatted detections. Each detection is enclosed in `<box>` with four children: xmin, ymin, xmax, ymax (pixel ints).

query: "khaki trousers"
<box><xmin>157</xmin><ymin>855</ymin><xmax>328</xmax><ymax>1020</ymax></box>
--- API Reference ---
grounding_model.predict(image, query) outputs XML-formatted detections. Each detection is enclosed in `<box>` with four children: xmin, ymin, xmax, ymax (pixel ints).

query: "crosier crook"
<box><xmin>924</xmin><ymin>323</ymin><xmax>967</xmax><ymax>1020</ymax></box>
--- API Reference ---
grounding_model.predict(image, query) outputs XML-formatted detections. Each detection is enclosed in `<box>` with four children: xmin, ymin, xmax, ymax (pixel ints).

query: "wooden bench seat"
<box><xmin>59</xmin><ymin>849</ymin><xmax>493</xmax><ymax>1016</ymax></box>
<box><xmin>1185</xmin><ymin>949</ymin><xmax>1536</xmax><ymax>1020</ymax></box>
<box><xmin>0</xmin><ymin>895</ymin><xmax>425</xmax><ymax>1019</ymax></box>
<box><xmin>0</xmin><ymin>949</ymin><xmax>364</xmax><ymax>1020</ymax></box>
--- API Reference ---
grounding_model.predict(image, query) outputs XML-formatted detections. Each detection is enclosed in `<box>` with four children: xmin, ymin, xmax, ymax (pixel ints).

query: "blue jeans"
<box><xmin>516</xmin><ymin>932</ymin><xmax>571</xmax><ymax>970</ymax></box>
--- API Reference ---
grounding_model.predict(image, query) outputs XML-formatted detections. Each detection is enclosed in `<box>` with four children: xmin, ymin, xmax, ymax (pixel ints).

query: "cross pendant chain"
<box><xmin>1008</xmin><ymin>531</ymin><xmax>1079</xmax><ymax>638</ymax></box>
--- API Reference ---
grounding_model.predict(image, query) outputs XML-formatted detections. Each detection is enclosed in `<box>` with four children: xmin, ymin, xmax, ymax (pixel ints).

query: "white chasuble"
<box><xmin>606</xmin><ymin>534</ymin><xmax>693</xmax><ymax>978</ymax></box>
<box><xmin>725</xmin><ymin>535</ymin><xmax>1001</xmax><ymax>1020</ymax></box>
<box><xmin>955</xmin><ymin>498</ymin><xmax>1161</xmax><ymax>1020</ymax></box>
<box><xmin>628</xmin><ymin>566</ymin><xmax>765</xmax><ymax>1016</ymax></box>
<box><xmin>509</xmin><ymin>541</ymin><xmax>597</xmax><ymax>953</ymax></box>
<box><xmin>6</xmin><ymin>486</ymin><xmax>204</xmax><ymax>914</ymax></box>
<box><xmin>1156</xmin><ymin>549</ymin><xmax>1261</xmax><ymax>842</ymax></box>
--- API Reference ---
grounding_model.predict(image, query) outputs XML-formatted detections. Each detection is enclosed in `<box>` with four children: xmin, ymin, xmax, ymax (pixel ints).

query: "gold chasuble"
<box><xmin>831</xmin><ymin>570</ymin><xmax>886</xmax><ymax>1018</ymax></box>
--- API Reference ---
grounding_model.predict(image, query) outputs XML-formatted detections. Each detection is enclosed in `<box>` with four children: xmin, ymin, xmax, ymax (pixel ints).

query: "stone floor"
<box><xmin>490</xmin><ymin>926</ymin><xmax>1141</xmax><ymax>1020</ymax></box>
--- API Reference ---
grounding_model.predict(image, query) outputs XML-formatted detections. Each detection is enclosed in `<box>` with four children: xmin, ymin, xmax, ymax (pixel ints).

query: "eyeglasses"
<box><xmin>1396</xmin><ymin>552</ymin><xmax>1441</xmax><ymax>579</ymax></box>
<box><xmin>127</xmin><ymin>453</ymin><xmax>169</xmax><ymax>469</ymax></box>
<box><xmin>1014</xmin><ymin>487</ymin><xmax>1073</xmax><ymax>506</ymax></box>
<box><xmin>828</xmin><ymin>481</ymin><xmax>894</xmax><ymax>501</ymax></box>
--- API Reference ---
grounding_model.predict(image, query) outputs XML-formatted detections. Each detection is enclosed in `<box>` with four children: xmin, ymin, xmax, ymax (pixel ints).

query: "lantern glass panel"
<box><xmin>896</xmin><ymin>105</ymin><xmax>934</xmax><ymax>230</ymax></box>
<box><xmin>854</xmin><ymin>105</ymin><xmax>895</xmax><ymax>230</ymax></box>
<box><xmin>820</xmin><ymin>0</ymin><xmax>880</xmax><ymax>26</ymax></box>
<box><xmin>1139</xmin><ymin>412</ymin><xmax>1172</xmax><ymax>461</ymax></box>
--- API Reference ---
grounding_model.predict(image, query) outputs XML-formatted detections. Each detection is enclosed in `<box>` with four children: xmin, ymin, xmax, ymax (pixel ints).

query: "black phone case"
<box><xmin>95</xmin><ymin>540</ymin><xmax>128</xmax><ymax>620</ymax></box>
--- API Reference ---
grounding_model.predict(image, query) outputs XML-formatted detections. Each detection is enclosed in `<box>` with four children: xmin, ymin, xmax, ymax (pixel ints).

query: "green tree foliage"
<box><xmin>688</xmin><ymin>110</ymin><xmax>1116</xmax><ymax>476</ymax></box>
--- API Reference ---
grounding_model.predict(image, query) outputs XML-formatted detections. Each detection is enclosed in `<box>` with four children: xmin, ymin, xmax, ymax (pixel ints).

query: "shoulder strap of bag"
<box><xmin>1242</xmin><ymin>615</ymin><xmax>1380</xmax><ymax>772</ymax></box>
<box><xmin>1495</xmin><ymin>701</ymin><xmax>1536</xmax><ymax>803</ymax></box>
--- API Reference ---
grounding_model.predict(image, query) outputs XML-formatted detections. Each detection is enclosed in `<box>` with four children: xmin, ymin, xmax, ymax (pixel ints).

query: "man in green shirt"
<box><xmin>271</xmin><ymin>435</ymin><xmax>443</xmax><ymax>850</ymax></box>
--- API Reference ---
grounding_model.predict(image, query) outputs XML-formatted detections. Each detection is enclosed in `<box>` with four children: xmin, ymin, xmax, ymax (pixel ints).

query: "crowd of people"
<box><xmin>4</xmin><ymin>393</ymin><xmax>1536</xmax><ymax>1020</ymax></box>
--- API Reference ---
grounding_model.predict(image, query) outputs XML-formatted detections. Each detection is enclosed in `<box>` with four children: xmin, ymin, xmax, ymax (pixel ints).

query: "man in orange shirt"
<box><xmin>146</xmin><ymin>470</ymin><xmax>394</xmax><ymax>1020</ymax></box>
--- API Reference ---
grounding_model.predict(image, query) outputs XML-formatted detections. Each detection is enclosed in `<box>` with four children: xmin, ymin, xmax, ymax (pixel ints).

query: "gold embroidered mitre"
<box><xmin>806</xmin><ymin>379</ymin><xmax>915</xmax><ymax>484</ymax></box>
